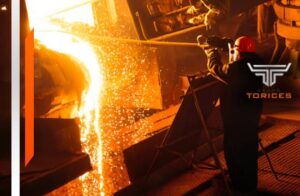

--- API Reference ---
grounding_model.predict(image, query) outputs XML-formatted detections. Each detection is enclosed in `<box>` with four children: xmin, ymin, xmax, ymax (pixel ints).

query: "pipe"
<box><xmin>36</xmin><ymin>30</ymin><xmax>204</xmax><ymax>48</ymax></box>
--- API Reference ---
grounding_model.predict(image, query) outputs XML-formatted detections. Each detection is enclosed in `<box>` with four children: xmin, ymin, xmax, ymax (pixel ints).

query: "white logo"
<box><xmin>247</xmin><ymin>63</ymin><xmax>291</xmax><ymax>87</ymax></box>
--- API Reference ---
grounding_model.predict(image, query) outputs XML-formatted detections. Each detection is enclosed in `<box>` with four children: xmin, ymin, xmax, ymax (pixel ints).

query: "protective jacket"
<box><xmin>206</xmin><ymin>48</ymin><xmax>263</xmax><ymax>192</ymax></box>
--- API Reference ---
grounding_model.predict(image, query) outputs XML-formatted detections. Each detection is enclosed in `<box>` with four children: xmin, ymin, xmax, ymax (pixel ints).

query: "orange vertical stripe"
<box><xmin>25</xmin><ymin>29</ymin><xmax>34</xmax><ymax>166</ymax></box>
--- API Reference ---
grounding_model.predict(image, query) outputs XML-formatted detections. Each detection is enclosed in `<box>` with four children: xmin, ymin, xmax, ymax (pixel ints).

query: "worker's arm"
<box><xmin>205</xmin><ymin>48</ymin><xmax>230</xmax><ymax>84</ymax></box>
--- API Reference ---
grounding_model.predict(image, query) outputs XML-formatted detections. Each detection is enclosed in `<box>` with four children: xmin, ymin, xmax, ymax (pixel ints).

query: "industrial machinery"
<box><xmin>115</xmin><ymin>0</ymin><xmax>274</xmax><ymax>194</ymax></box>
<box><xmin>0</xmin><ymin>1</ymin><xmax>93</xmax><ymax>195</ymax></box>
<box><xmin>4</xmin><ymin>0</ymin><xmax>299</xmax><ymax>195</ymax></box>
<box><xmin>116</xmin><ymin>74</ymin><xmax>225</xmax><ymax>195</ymax></box>
<box><xmin>123</xmin><ymin>0</ymin><xmax>268</xmax><ymax>107</ymax></box>
<box><xmin>273</xmin><ymin>0</ymin><xmax>300</xmax><ymax>77</ymax></box>
<box><xmin>127</xmin><ymin>0</ymin><xmax>267</xmax><ymax>40</ymax></box>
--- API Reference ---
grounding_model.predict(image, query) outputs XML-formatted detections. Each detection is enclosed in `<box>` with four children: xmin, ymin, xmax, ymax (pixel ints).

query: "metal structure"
<box><xmin>273</xmin><ymin>0</ymin><xmax>300</xmax><ymax>77</ymax></box>
<box><xmin>126</xmin><ymin>0</ymin><xmax>267</xmax><ymax>40</ymax></box>
<box><xmin>117</xmin><ymin>75</ymin><xmax>226</xmax><ymax>195</ymax></box>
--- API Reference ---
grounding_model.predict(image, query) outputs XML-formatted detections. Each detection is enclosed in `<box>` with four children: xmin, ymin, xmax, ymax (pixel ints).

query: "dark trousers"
<box><xmin>222</xmin><ymin>106</ymin><xmax>261</xmax><ymax>192</ymax></box>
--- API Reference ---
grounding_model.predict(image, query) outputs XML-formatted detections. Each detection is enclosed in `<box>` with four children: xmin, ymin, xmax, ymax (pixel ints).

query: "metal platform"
<box><xmin>145</xmin><ymin>106</ymin><xmax>300</xmax><ymax>195</ymax></box>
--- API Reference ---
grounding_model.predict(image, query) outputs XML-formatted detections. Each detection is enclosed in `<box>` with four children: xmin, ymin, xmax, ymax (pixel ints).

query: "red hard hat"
<box><xmin>234</xmin><ymin>36</ymin><xmax>256</xmax><ymax>53</ymax></box>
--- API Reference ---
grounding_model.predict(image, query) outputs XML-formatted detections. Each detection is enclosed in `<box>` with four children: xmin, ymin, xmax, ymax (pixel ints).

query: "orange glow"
<box><xmin>1</xmin><ymin>5</ymin><xmax>7</xmax><ymax>11</ymax></box>
<box><xmin>26</xmin><ymin>0</ymin><xmax>163</xmax><ymax>195</ymax></box>
<box><xmin>25</xmin><ymin>29</ymin><xmax>34</xmax><ymax>166</ymax></box>
<box><xmin>26</xmin><ymin>0</ymin><xmax>94</xmax><ymax>30</ymax></box>
<box><xmin>26</xmin><ymin>0</ymin><xmax>104</xmax><ymax>195</ymax></box>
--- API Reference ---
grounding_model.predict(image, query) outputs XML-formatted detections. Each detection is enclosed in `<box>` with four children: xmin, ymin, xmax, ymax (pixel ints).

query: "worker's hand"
<box><xmin>197</xmin><ymin>35</ymin><xmax>215</xmax><ymax>56</ymax></box>
<box><xmin>197</xmin><ymin>35</ymin><xmax>210</xmax><ymax>49</ymax></box>
<box><xmin>197</xmin><ymin>35</ymin><xmax>233</xmax><ymax>53</ymax></box>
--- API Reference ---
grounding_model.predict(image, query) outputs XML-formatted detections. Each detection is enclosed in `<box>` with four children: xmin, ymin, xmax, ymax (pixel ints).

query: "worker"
<box><xmin>202</xmin><ymin>36</ymin><xmax>264</xmax><ymax>194</ymax></box>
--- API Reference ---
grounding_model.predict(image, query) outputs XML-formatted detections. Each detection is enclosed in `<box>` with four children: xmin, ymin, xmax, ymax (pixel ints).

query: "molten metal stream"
<box><xmin>26</xmin><ymin>0</ymin><xmax>105</xmax><ymax>194</ymax></box>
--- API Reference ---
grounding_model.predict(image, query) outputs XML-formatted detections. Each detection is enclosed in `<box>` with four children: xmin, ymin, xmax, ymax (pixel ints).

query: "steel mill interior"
<box><xmin>0</xmin><ymin>0</ymin><xmax>300</xmax><ymax>195</ymax></box>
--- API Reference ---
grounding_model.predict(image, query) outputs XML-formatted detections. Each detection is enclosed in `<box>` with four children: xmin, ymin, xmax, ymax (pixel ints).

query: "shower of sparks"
<box><xmin>25</xmin><ymin>0</ymin><xmax>105</xmax><ymax>194</ymax></box>
<box><xmin>26</xmin><ymin>0</ymin><xmax>159</xmax><ymax>195</ymax></box>
<box><xmin>36</xmin><ymin>32</ymin><xmax>105</xmax><ymax>195</ymax></box>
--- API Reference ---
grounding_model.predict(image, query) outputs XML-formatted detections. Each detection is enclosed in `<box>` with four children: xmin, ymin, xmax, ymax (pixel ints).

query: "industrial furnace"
<box><xmin>1</xmin><ymin>0</ymin><xmax>300</xmax><ymax>195</ymax></box>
